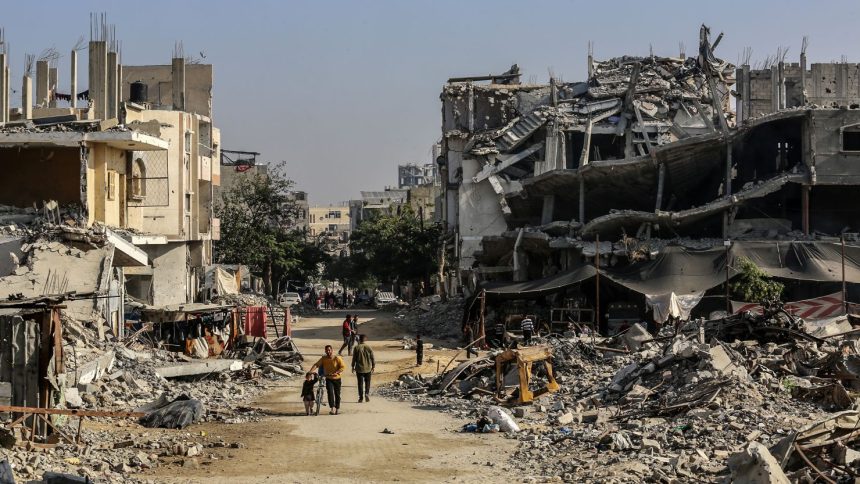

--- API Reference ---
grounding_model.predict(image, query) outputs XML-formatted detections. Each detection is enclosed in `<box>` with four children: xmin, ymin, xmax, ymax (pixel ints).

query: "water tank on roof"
<box><xmin>129</xmin><ymin>81</ymin><xmax>147</xmax><ymax>104</ymax></box>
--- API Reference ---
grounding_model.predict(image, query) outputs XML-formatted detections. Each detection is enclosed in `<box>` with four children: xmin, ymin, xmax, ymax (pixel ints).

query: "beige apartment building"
<box><xmin>0</xmin><ymin>34</ymin><xmax>221</xmax><ymax>317</ymax></box>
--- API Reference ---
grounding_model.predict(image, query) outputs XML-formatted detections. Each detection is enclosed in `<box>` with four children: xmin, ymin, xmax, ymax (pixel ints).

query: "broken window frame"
<box><xmin>840</xmin><ymin>123</ymin><xmax>860</xmax><ymax>152</ymax></box>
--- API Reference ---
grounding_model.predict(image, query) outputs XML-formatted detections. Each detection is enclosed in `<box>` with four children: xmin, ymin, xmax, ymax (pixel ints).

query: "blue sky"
<box><xmin>4</xmin><ymin>0</ymin><xmax>860</xmax><ymax>203</ymax></box>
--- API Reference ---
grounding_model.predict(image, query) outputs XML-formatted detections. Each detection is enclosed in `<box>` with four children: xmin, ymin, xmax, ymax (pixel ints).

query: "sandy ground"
<box><xmin>147</xmin><ymin>310</ymin><xmax>516</xmax><ymax>483</ymax></box>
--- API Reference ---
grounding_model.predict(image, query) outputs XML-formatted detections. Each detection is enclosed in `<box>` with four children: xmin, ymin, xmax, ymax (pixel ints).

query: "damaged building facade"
<box><xmin>440</xmin><ymin>26</ymin><xmax>860</xmax><ymax>329</ymax></box>
<box><xmin>0</xmin><ymin>27</ymin><xmax>221</xmax><ymax>325</ymax></box>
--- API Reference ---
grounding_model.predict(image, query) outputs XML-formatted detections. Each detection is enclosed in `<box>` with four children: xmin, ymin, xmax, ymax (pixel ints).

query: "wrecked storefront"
<box><xmin>438</xmin><ymin>25</ymin><xmax>860</xmax><ymax>328</ymax></box>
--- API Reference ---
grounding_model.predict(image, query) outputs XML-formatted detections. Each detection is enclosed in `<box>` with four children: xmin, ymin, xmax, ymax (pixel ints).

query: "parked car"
<box><xmin>373</xmin><ymin>291</ymin><xmax>397</xmax><ymax>308</ymax></box>
<box><xmin>355</xmin><ymin>293</ymin><xmax>372</xmax><ymax>306</ymax></box>
<box><xmin>278</xmin><ymin>292</ymin><xmax>302</xmax><ymax>307</ymax></box>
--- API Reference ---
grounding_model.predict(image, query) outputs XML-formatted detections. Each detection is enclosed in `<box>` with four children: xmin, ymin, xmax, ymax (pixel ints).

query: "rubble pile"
<box><xmin>382</xmin><ymin>306</ymin><xmax>860</xmax><ymax>482</ymax></box>
<box><xmin>4</xmin><ymin>321</ymin><xmax>302</xmax><ymax>482</ymax></box>
<box><xmin>393</xmin><ymin>296</ymin><xmax>465</xmax><ymax>340</ymax></box>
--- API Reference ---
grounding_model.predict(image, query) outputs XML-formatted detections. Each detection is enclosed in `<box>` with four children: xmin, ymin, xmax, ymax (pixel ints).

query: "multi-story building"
<box><xmin>0</xmin><ymin>27</ymin><xmax>222</xmax><ymax>313</ymax></box>
<box><xmin>440</xmin><ymin>25</ymin><xmax>860</xmax><ymax>328</ymax></box>
<box><xmin>309</xmin><ymin>204</ymin><xmax>350</xmax><ymax>256</ymax></box>
<box><xmin>398</xmin><ymin>163</ymin><xmax>438</xmax><ymax>189</ymax></box>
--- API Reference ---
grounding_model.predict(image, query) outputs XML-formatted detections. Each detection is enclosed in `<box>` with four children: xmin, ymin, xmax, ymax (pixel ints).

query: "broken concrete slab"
<box><xmin>154</xmin><ymin>359</ymin><xmax>244</xmax><ymax>379</ymax></box>
<box><xmin>75</xmin><ymin>350</ymin><xmax>116</xmax><ymax>386</ymax></box>
<box><xmin>727</xmin><ymin>442</ymin><xmax>790</xmax><ymax>484</ymax></box>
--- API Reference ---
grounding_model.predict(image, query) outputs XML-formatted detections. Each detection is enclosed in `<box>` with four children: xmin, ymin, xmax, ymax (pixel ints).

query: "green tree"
<box><xmin>214</xmin><ymin>166</ymin><xmax>309</xmax><ymax>295</ymax></box>
<box><xmin>347</xmin><ymin>208</ymin><xmax>442</xmax><ymax>292</ymax></box>
<box><xmin>730</xmin><ymin>256</ymin><xmax>784</xmax><ymax>303</ymax></box>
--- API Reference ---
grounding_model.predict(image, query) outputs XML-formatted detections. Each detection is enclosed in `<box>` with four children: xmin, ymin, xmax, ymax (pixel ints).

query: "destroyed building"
<box><xmin>438</xmin><ymin>26</ymin><xmax>860</xmax><ymax>329</ymax></box>
<box><xmin>0</xmin><ymin>29</ymin><xmax>221</xmax><ymax>324</ymax></box>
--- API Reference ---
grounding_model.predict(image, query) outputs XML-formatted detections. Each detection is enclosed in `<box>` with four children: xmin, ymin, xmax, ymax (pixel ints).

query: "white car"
<box><xmin>278</xmin><ymin>292</ymin><xmax>302</xmax><ymax>307</ymax></box>
<box><xmin>374</xmin><ymin>291</ymin><xmax>397</xmax><ymax>307</ymax></box>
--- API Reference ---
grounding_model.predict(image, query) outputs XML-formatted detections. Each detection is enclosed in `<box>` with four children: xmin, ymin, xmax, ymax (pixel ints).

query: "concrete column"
<box><xmin>36</xmin><ymin>60</ymin><xmax>49</xmax><ymax>108</ymax></box>
<box><xmin>89</xmin><ymin>41</ymin><xmax>107</xmax><ymax>119</ymax></box>
<box><xmin>69</xmin><ymin>49</ymin><xmax>77</xmax><ymax>109</ymax></box>
<box><xmin>48</xmin><ymin>67</ymin><xmax>57</xmax><ymax>108</ymax></box>
<box><xmin>778</xmin><ymin>61</ymin><xmax>786</xmax><ymax>109</ymax></box>
<box><xmin>21</xmin><ymin>75</ymin><xmax>32</xmax><ymax>119</ymax></box>
<box><xmin>742</xmin><ymin>64</ymin><xmax>751</xmax><ymax>122</ymax></box>
<box><xmin>735</xmin><ymin>68</ymin><xmax>744</xmax><ymax>123</ymax></box>
<box><xmin>802</xmin><ymin>186</ymin><xmax>810</xmax><ymax>235</ymax></box>
<box><xmin>541</xmin><ymin>195</ymin><xmax>555</xmax><ymax>225</ymax></box>
<box><xmin>578</xmin><ymin>177</ymin><xmax>586</xmax><ymax>224</ymax></box>
<box><xmin>770</xmin><ymin>65</ymin><xmax>779</xmax><ymax>113</ymax></box>
<box><xmin>655</xmin><ymin>163</ymin><xmax>665</xmax><ymax>211</ymax></box>
<box><xmin>106</xmin><ymin>51</ymin><xmax>117</xmax><ymax>119</ymax></box>
<box><xmin>0</xmin><ymin>53</ymin><xmax>7</xmax><ymax>122</ymax></box>
<box><xmin>800</xmin><ymin>52</ymin><xmax>807</xmax><ymax>106</ymax></box>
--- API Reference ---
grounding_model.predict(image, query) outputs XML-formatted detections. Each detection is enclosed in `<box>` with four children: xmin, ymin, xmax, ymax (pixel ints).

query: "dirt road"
<box><xmin>150</xmin><ymin>310</ymin><xmax>515</xmax><ymax>483</ymax></box>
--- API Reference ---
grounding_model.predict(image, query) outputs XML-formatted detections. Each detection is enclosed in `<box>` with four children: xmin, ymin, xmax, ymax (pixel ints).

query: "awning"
<box><xmin>602</xmin><ymin>245</ymin><xmax>736</xmax><ymax>296</ymax></box>
<box><xmin>483</xmin><ymin>264</ymin><xmax>596</xmax><ymax>299</ymax></box>
<box><xmin>732</xmin><ymin>241</ymin><xmax>860</xmax><ymax>283</ymax></box>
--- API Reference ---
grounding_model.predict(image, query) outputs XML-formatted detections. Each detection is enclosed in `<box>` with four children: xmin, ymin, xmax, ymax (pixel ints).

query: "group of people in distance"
<box><xmin>301</xmin><ymin>314</ymin><xmax>375</xmax><ymax>415</ymax></box>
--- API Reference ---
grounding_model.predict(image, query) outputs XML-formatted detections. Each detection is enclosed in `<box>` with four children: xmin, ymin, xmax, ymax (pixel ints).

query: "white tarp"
<box><xmin>646</xmin><ymin>291</ymin><xmax>705</xmax><ymax>323</ymax></box>
<box><xmin>214</xmin><ymin>266</ymin><xmax>239</xmax><ymax>295</ymax></box>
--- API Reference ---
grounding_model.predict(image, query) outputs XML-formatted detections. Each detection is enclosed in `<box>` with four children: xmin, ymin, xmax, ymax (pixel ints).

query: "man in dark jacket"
<box><xmin>338</xmin><ymin>314</ymin><xmax>354</xmax><ymax>356</ymax></box>
<box><xmin>351</xmin><ymin>334</ymin><xmax>375</xmax><ymax>402</ymax></box>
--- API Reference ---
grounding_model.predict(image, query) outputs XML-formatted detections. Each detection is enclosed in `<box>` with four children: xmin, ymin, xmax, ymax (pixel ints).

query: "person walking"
<box><xmin>338</xmin><ymin>314</ymin><xmax>354</xmax><ymax>356</ymax></box>
<box><xmin>463</xmin><ymin>324</ymin><xmax>478</xmax><ymax>359</ymax></box>
<box><xmin>351</xmin><ymin>334</ymin><xmax>375</xmax><ymax>402</ymax></box>
<box><xmin>415</xmin><ymin>333</ymin><xmax>424</xmax><ymax>366</ymax></box>
<box><xmin>309</xmin><ymin>345</ymin><xmax>345</xmax><ymax>415</ymax></box>
<box><xmin>349</xmin><ymin>314</ymin><xmax>359</xmax><ymax>347</ymax></box>
<box><xmin>493</xmin><ymin>320</ymin><xmax>506</xmax><ymax>348</ymax></box>
<box><xmin>301</xmin><ymin>372</ymin><xmax>319</xmax><ymax>415</ymax></box>
<box><xmin>521</xmin><ymin>316</ymin><xmax>534</xmax><ymax>346</ymax></box>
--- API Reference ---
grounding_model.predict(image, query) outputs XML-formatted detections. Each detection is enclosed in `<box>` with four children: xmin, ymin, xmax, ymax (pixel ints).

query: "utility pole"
<box><xmin>842</xmin><ymin>235</ymin><xmax>847</xmax><ymax>314</ymax></box>
<box><xmin>724</xmin><ymin>239</ymin><xmax>731</xmax><ymax>314</ymax></box>
<box><xmin>595</xmin><ymin>235</ymin><xmax>600</xmax><ymax>332</ymax></box>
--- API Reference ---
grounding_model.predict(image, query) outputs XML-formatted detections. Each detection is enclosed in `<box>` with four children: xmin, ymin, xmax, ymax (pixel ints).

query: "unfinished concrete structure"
<box><xmin>0</xmin><ymin>23</ymin><xmax>221</xmax><ymax>310</ymax></box>
<box><xmin>440</xmin><ymin>26</ymin><xmax>860</xmax><ymax>328</ymax></box>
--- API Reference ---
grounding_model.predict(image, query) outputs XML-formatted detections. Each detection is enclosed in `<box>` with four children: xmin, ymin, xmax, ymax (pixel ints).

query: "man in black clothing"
<box><xmin>463</xmin><ymin>325</ymin><xmax>478</xmax><ymax>358</ymax></box>
<box><xmin>494</xmin><ymin>320</ymin><xmax>506</xmax><ymax>348</ymax></box>
<box><xmin>415</xmin><ymin>334</ymin><xmax>424</xmax><ymax>366</ymax></box>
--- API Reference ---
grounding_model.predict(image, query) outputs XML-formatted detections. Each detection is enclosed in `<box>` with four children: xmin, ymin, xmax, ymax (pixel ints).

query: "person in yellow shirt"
<box><xmin>309</xmin><ymin>345</ymin><xmax>346</xmax><ymax>414</ymax></box>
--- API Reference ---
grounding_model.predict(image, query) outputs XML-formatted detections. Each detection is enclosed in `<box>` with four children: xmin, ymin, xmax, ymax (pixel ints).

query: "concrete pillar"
<box><xmin>89</xmin><ymin>41</ymin><xmax>107</xmax><ymax>119</ymax></box>
<box><xmin>742</xmin><ymin>64</ymin><xmax>751</xmax><ymax>123</ymax></box>
<box><xmin>106</xmin><ymin>51</ymin><xmax>117</xmax><ymax>119</ymax></box>
<box><xmin>69</xmin><ymin>49</ymin><xmax>77</xmax><ymax>109</ymax></box>
<box><xmin>0</xmin><ymin>53</ymin><xmax>7</xmax><ymax>122</ymax></box>
<box><xmin>36</xmin><ymin>60</ymin><xmax>49</xmax><ymax>108</ymax></box>
<box><xmin>21</xmin><ymin>75</ymin><xmax>32</xmax><ymax>119</ymax></box>
<box><xmin>655</xmin><ymin>163</ymin><xmax>665</xmax><ymax>211</ymax></box>
<box><xmin>3</xmin><ymin>65</ymin><xmax>7</xmax><ymax>121</ymax></box>
<box><xmin>771</xmin><ymin>65</ymin><xmax>779</xmax><ymax>113</ymax></box>
<box><xmin>778</xmin><ymin>61</ymin><xmax>786</xmax><ymax>109</ymax></box>
<box><xmin>578</xmin><ymin>177</ymin><xmax>586</xmax><ymax>224</ymax></box>
<box><xmin>802</xmin><ymin>186</ymin><xmax>810</xmax><ymax>235</ymax></box>
<box><xmin>48</xmin><ymin>67</ymin><xmax>57</xmax><ymax>108</ymax></box>
<box><xmin>541</xmin><ymin>195</ymin><xmax>555</xmax><ymax>225</ymax></box>
<box><xmin>172</xmin><ymin>57</ymin><xmax>186</xmax><ymax>111</ymax></box>
<box><xmin>800</xmin><ymin>52</ymin><xmax>807</xmax><ymax>105</ymax></box>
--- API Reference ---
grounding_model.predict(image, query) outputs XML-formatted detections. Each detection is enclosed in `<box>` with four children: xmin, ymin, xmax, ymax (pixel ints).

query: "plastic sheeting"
<box><xmin>214</xmin><ymin>266</ymin><xmax>239</xmax><ymax>295</ymax></box>
<box><xmin>646</xmin><ymin>291</ymin><xmax>705</xmax><ymax>323</ymax></box>
<box><xmin>732</xmin><ymin>241</ymin><xmax>860</xmax><ymax>283</ymax></box>
<box><xmin>483</xmin><ymin>264</ymin><xmax>597</xmax><ymax>299</ymax></box>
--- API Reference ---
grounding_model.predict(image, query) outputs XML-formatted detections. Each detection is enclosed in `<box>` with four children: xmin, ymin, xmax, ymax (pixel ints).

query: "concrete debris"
<box><xmin>138</xmin><ymin>395</ymin><xmax>204</xmax><ymax>429</ymax></box>
<box><xmin>393</xmin><ymin>296</ymin><xmax>465</xmax><ymax>339</ymax></box>
<box><xmin>380</xmin><ymin>301</ymin><xmax>860</xmax><ymax>482</ymax></box>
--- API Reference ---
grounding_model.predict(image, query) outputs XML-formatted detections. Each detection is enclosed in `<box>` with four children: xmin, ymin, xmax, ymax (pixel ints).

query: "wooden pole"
<box><xmin>594</xmin><ymin>236</ymin><xmax>600</xmax><ymax>333</ymax></box>
<box><xmin>725</xmin><ymin>240</ymin><xmax>731</xmax><ymax>314</ymax></box>
<box><xmin>842</xmin><ymin>235</ymin><xmax>847</xmax><ymax>313</ymax></box>
<box><xmin>478</xmin><ymin>289</ymin><xmax>486</xmax><ymax>344</ymax></box>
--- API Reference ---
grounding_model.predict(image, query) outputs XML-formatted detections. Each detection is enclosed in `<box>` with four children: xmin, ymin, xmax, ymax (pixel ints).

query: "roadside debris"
<box><xmin>381</xmin><ymin>303</ymin><xmax>860</xmax><ymax>481</ymax></box>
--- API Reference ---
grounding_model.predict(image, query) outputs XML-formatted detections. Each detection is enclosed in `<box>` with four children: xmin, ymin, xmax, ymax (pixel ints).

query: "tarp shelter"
<box><xmin>478</xmin><ymin>241</ymin><xmax>860</xmax><ymax>323</ymax></box>
<box><xmin>483</xmin><ymin>265</ymin><xmax>597</xmax><ymax>299</ymax></box>
<box><xmin>732</xmin><ymin>241</ymin><xmax>860</xmax><ymax>283</ymax></box>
